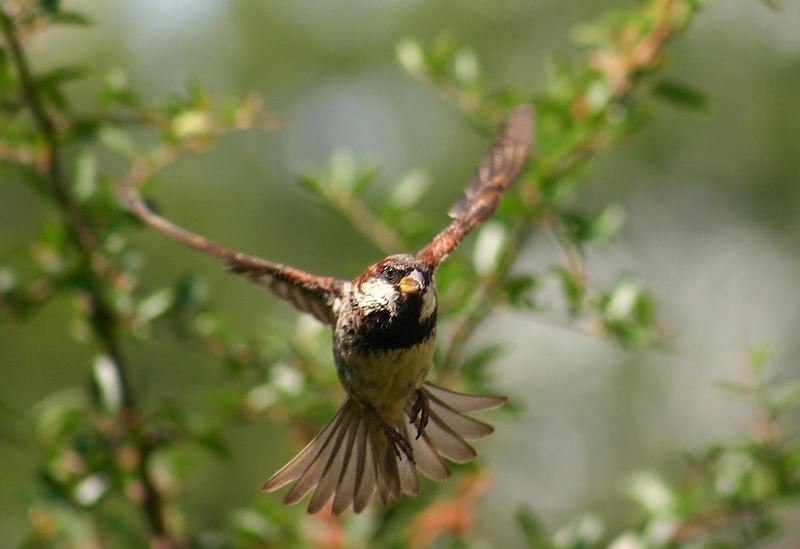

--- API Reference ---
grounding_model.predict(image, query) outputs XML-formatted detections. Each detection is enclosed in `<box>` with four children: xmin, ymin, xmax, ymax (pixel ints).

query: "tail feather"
<box><xmin>353</xmin><ymin>420</ymin><xmax>376</xmax><ymax>513</ymax></box>
<box><xmin>261</xmin><ymin>405</ymin><xmax>346</xmax><ymax>493</ymax></box>
<box><xmin>375</xmin><ymin>447</ymin><xmax>401</xmax><ymax>506</ymax></box>
<box><xmin>407</xmin><ymin>424</ymin><xmax>451</xmax><ymax>481</ymax></box>
<box><xmin>283</xmin><ymin>407</ymin><xmax>349</xmax><ymax>505</ymax></box>
<box><xmin>425</xmin><ymin>409</ymin><xmax>477</xmax><ymax>463</ymax></box>
<box><xmin>330</xmin><ymin>416</ymin><xmax>361</xmax><ymax>515</ymax></box>
<box><xmin>307</xmin><ymin>412</ymin><xmax>357</xmax><ymax>513</ymax></box>
<box><xmin>424</xmin><ymin>393</ymin><xmax>495</xmax><ymax>439</ymax></box>
<box><xmin>424</xmin><ymin>381</ymin><xmax>507</xmax><ymax>413</ymax></box>
<box><xmin>262</xmin><ymin>383</ymin><xmax>505</xmax><ymax>515</ymax></box>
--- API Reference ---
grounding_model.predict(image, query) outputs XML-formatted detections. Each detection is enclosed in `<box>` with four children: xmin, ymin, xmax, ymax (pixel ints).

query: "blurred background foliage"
<box><xmin>1</xmin><ymin>0</ymin><xmax>799</xmax><ymax>547</ymax></box>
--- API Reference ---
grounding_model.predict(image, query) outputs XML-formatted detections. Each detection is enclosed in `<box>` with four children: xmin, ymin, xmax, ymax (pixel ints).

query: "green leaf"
<box><xmin>97</xmin><ymin>125</ymin><xmax>137</xmax><ymax>158</ymax></box>
<box><xmin>768</xmin><ymin>381</ymin><xmax>800</xmax><ymax>414</ymax></box>
<box><xmin>40</xmin><ymin>0</ymin><xmax>61</xmax><ymax>14</ymax></box>
<box><xmin>396</xmin><ymin>38</ymin><xmax>426</xmax><ymax>77</ymax></box>
<box><xmin>195</xmin><ymin>428</ymin><xmax>231</xmax><ymax>458</ymax></box>
<box><xmin>626</xmin><ymin>472</ymin><xmax>675</xmax><ymax>515</ymax></box>
<box><xmin>73</xmin><ymin>150</ymin><xmax>97</xmax><ymax>202</ymax></box>
<box><xmin>352</xmin><ymin>165</ymin><xmax>380</xmax><ymax>197</ymax></box>
<box><xmin>504</xmin><ymin>274</ymin><xmax>539</xmax><ymax>309</ymax></box>
<box><xmin>136</xmin><ymin>288</ymin><xmax>175</xmax><ymax>323</ymax></box>
<box><xmin>553</xmin><ymin>265</ymin><xmax>584</xmax><ymax>316</ymax></box>
<box><xmin>36</xmin><ymin>65</ymin><xmax>89</xmax><ymax>88</ymax></box>
<box><xmin>758</xmin><ymin>0</ymin><xmax>783</xmax><ymax>10</ymax></box>
<box><xmin>50</xmin><ymin>10</ymin><xmax>94</xmax><ymax>26</ymax></box>
<box><xmin>389</xmin><ymin>170</ymin><xmax>428</xmax><ymax>208</ymax></box>
<box><xmin>653</xmin><ymin>79</ymin><xmax>708</xmax><ymax>111</ymax></box>
<box><xmin>516</xmin><ymin>505</ymin><xmax>549</xmax><ymax>547</ymax></box>
<box><xmin>461</xmin><ymin>344</ymin><xmax>504</xmax><ymax>383</ymax></box>
<box><xmin>746</xmin><ymin>343</ymin><xmax>773</xmax><ymax>374</ymax></box>
<box><xmin>90</xmin><ymin>355</ymin><xmax>123</xmax><ymax>416</ymax></box>
<box><xmin>297</xmin><ymin>173</ymin><xmax>322</xmax><ymax>195</ymax></box>
<box><xmin>472</xmin><ymin>222</ymin><xmax>506</xmax><ymax>275</ymax></box>
<box><xmin>590</xmin><ymin>204</ymin><xmax>626</xmax><ymax>241</ymax></box>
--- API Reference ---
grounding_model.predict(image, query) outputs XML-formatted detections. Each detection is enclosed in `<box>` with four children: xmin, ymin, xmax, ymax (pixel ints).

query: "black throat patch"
<box><xmin>357</xmin><ymin>297</ymin><xmax>437</xmax><ymax>351</ymax></box>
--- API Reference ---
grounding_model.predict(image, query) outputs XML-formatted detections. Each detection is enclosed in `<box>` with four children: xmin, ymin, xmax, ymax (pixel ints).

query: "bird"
<box><xmin>120</xmin><ymin>105</ymin><xmax>534</xmax><ymax>516</ymax></box>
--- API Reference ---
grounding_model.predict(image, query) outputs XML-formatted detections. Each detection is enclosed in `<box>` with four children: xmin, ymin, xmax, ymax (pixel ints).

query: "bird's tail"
<box><xmin>262</xmin><ymin>382</ymin><xmax>506</xmax><ymax>516</ymax></box>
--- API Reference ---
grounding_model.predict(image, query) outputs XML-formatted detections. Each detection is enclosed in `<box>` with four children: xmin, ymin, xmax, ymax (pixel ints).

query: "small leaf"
<box><xmin>590</xmin><ymin>204</ymin><xmax>626</xmax><ymax>241</ymax></box>
<box><xmin>553</xmin><ymin>265</ymin><xmax>584</xmax><ymax>316</ymax></box>
<box><xmin>170</xmin><ymin>110</ymin><xmax>211</xmax><ymax>139</ymax></box>
<box><xmin>604</xmin><ymin>279</ymin><xmax>642</xmax><ymax>321</ymax></box>
<box><xmin>329</xmin><ymin>149</ymin><xmax>357</xmax><ymax>192</ymax></box>
<box><xmin>758</xmin><ymin>0</ymin><xmax>783</xmax><ymax>10</ymax></box>
<box><xmin>626</xmin><ymin>472</ymin><xmax>675</xmax><ymax>515</ymax></box>
<box><xmin>297</xmin><ymin>173</ymin><xmax>322</xmax><ymax>195</ymax></box>
<box><xmin>36</xmin><ymin>65</ymin><xmax>89</xmax><ymax>87</ymax></box>
<box><xmin>195</xmin><ymin>428</ymin><xmax>231</xmax><ymax>458</ymax></box>
<box><xmin>98</xmin><ymin>125</ymin><xmax>137</xmax><ymax>158</ymax></box>
<box><xmin>553</xmin><ymin>515</ymin><xmax>605</xmax><ymax>547</ymax></box>
<box><xmin>461</xmin><ymin>344</ymin><xmax>504</xmax><ymax>383</ymax></box>
<box><xmin>396</xmin><ymin>39</ymin><xmax>426</xmax><ymax>76</ymax></box>
<box><xmin>504</xmin><ymin>274</ymin><xmax>538</xmax><ymax>309</ymax></box>
<box><xmin>73</xmin><ymin>150</ymin><xmax>97</xmax><ymax>202</ymax></box>
<box><xmin>230</xmin><ymin>508</ymin><xmax>275</xmax><ymax>540</ymax></box>
<box><xmin>40</xmin><ymin>0</ymin><xmax>61</xmax><ymax>14</ymax></box>
<box><xmin>453</xmin><ymin>49</ymin><xmax>480</xmax><ymax>87</ymax></box>
<box><xmin>516</xmin><ymin>505</ymin><xmax>548</xmax><ymax>546</ymax></box>
<box><xmin>50</xmin><ymin>10</ymin><xmax>94</xmax><ymax>26</ymax></box>
<box><xmin>768</xmin><ymin>381</ymin><xmax>800</xmax><ymax>414</ymax></box>
<box><xmin>91</xmin><ymin>355</ymin><xmax>123</xmax><ymax>416</ymax></box>
<box><xmin>653</xmin><ymin>79</ymin><xmax>708</xmax><ymax>111</ymax></box>
<box><xmin>352</xmin><ymin>165</ymin><xmax>380</xmax><ymax>197</ymax></box>
<box><xmin>389</xmin><ymin>170</ymin><xmax>429</xmax><ymax>208</ymax></box>
<box><xmin>746</xmin><ymin>343</ymin><xmax>773</xmax><ymax>375</ymax></box>
<box><xmin>716</xmin><ymin>381</ymin><xmax>753</xmax><ymax>397</ymax></box>
<box><xmin>136</xmin><ymin>288</ymin><xmax>175</xmax><ymax>323</ymax></box>
<box><xmin>472</xmin><ymin>222</ymin><xmax>506</xmax><ymax>276</ymax></box>
<box><xmin>72</xmin><ymin>474</ymin><xmax>109</xmax><ymax>507</ymax></box>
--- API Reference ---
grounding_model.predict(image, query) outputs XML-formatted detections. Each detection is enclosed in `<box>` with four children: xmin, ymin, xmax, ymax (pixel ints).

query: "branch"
<box><xmin>117</xmin><ymin>144</ymin><xmax>280</xmax><ymax>267</ymax></box>
<box><xmin>439</xmin><ymin>0</ymin><xmax>697</xmax><ymax>372</ymax></box>
<box><xmin>0</xmin><ymin>9</ymin><xmax>173</xmax><ymax>544</ymax></box>
<box><xmin>319</xmin><ymin>186</ymin><xmax>408</xmax><ymax>255</ymax></box>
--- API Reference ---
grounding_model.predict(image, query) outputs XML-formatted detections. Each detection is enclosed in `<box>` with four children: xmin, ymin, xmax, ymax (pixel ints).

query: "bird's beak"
<box><xmin>398</xmin><ymin>270</ymin><xmax>425</xmax><ymax>295</ymax></box>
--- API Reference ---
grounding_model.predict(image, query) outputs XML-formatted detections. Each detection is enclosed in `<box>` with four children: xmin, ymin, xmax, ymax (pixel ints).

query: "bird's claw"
<box><xmin>409</xmin><ymin>390</ymin><xmax>430</xmax><ymax>440</ymax></box>
<box><xmin>369</xmin><ymin>405</ymin><xmax>415</xmax><ymax>462</ymax></box>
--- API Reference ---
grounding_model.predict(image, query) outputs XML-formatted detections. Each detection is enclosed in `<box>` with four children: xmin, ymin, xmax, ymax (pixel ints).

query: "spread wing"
<box><xmin>417</xmin><ymin>106</ymin><xmax>534</xmax><ymax>269</ymax></box>
<box><xmin>119</xmin><ymin>181</ymin><xmax>347</xmax><ymax>325</ymax></box>
<box><xmin>226</xmin><ymin>258</ymin><xmax>345</xmax><ymax>324</ymax></box>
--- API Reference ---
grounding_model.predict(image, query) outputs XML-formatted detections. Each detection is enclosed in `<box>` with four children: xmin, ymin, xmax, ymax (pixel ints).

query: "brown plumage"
<box><xmin>119</xmin><ymin>106</ymin><xmax>535</xmax><ymax>515</ymax></box>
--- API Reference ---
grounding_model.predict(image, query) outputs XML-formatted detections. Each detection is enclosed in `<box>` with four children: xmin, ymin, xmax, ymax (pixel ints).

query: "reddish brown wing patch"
<box><xmin>227</xmin><ymin>258</ymin><xmax>345</xmax><ymax>324</ymax></box>
<box><xmin>417</xmin><ymin>106</ymin><xmax>534</xmax><ymax>269</ymax></box>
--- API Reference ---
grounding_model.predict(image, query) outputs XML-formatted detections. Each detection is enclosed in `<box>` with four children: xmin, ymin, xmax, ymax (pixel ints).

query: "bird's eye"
<box><xmin>382</xmin><ymin>265</ymin><xmax>398</xmax><ymax>280</ymax></box>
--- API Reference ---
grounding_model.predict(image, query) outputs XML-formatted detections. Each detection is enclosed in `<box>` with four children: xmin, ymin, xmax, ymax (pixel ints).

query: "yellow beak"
<box><xmin>398</xmin><ymin>270</ymin><xmax>425</xmax><ymax>295</ymax></box>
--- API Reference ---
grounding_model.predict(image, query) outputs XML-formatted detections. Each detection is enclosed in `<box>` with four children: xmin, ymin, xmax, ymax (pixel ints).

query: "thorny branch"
<box><xmin>0</xmin><ymin>8</ymin><xmax>173</xmax><ymax>544</ymax></box>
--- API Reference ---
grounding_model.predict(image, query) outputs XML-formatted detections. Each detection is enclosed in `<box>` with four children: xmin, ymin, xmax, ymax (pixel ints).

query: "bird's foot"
<box><xmin>368</xmin><ymin>405</ymin><xmax>414</xmax><ymax>463</ymax></box>
<box><xmin>409</xmin><ymin>389</ymin><xmax>429</xmax><ymax>440</ymax></box>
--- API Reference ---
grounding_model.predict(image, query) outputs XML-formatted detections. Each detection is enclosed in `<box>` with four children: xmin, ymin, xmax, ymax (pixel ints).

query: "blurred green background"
<box><xmin>1</xmin><ymin>0</ymin><xmax>799</xmax><ymax>545</ymax></box>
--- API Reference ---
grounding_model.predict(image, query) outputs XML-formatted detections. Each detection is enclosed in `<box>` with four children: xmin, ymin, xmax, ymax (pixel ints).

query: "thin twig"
<box><xmin>0</xmin><ymin>9</ymin><xmax>173</xmax><ymax>543</ymax></box>
<box><xmin>322</xmin><ymin>188</ymin><xmax>408</xmax><ymax>255</ymax></box>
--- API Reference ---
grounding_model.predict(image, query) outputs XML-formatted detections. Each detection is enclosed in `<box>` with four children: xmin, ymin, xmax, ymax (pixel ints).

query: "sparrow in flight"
<box><xmin>120</xmin><ymin>105</ymin><xmax>534</xmax><ymax>515</ymax></box>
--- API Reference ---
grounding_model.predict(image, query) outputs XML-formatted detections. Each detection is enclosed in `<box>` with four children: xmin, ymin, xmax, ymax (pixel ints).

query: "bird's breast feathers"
<box><xmin>337</xmin><ymin>333</ymin><xmax>435</xmax><ymax>420</ymax></box>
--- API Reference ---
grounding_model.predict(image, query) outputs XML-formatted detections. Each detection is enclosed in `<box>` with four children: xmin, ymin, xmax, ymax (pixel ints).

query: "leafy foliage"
<box><xmin>0</xmin><ymin>0</ymin><xmax>796</xmax><ymax>547</ymax></box>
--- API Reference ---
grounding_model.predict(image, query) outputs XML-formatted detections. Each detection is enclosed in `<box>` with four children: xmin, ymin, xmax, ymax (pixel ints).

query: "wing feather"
<box><xmin>417</xmin><ymin>106</ymin><xmax>534</xmax><ymax>268</ymax></box>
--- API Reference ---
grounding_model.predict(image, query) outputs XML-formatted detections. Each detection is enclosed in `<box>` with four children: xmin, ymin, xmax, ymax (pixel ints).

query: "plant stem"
<box><xmin>0</xmin><ymin>9</ymin><xmax>173</xmax><ymax>544</ymax></box>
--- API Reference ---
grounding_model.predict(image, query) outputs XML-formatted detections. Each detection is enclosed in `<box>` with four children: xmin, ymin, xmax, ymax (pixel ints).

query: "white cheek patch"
<box><xmin>356</xmin><ymin>278</ymin><xmax>398</xmax><ymax>316</ymax></box>
<box><xmin>419</xmin><ymin>287</ymin><xmax>437</xmax><ymax>322</ymax></box>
